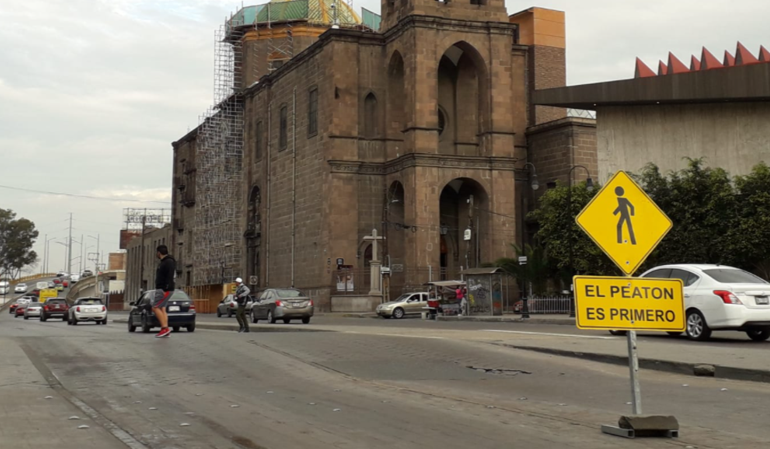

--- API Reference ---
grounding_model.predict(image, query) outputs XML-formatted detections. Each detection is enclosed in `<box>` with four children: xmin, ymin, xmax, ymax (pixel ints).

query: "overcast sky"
<box><xmin>1</xmin><ymin>0</ymin><xmax>768</xmax><ymax>276</ymax></box>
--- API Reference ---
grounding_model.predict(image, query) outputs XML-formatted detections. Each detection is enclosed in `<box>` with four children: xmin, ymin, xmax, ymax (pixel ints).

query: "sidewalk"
<box><xmin>0</xmin><ymin>339</ymin><xmax>127</xmax><ymax>448</ymax></box>
<box><xmin>437</xmin><ymin>314</ymin><xmax>574</xmax><ymax>325</ymax></box>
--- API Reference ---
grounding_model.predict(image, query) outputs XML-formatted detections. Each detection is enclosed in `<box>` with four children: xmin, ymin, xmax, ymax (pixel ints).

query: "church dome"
<box><xmin>233</xmin><ymin>0</ymin><xmax>362</xmax><ymax>28</ymax></box>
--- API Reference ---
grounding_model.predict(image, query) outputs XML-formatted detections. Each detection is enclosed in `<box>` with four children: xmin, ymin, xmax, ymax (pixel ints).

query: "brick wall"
<box><xmin>526</xmin><ymin>118</ymin><xmax>598</xmax><ymax>190</ymax></box>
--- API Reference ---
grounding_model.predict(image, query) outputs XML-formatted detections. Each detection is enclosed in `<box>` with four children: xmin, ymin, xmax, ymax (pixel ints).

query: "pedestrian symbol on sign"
<box><xmin>613</xmin><ymin>186</ymin><xmax>636</xmax><ymax>245</ymax></box>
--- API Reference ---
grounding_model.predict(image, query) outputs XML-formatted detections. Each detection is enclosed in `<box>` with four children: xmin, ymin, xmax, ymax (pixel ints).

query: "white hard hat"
<box><xmin>235</xmin><ymin>277</ymin><xmax>243</xmax><ymax>283</ymax></box>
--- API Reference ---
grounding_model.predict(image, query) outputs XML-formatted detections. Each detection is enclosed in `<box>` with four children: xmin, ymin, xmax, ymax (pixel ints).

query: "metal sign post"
<box><xmin>573</xmin><ymin>170</ymin><xmax>680</xmax><ymax>439</ymax></box>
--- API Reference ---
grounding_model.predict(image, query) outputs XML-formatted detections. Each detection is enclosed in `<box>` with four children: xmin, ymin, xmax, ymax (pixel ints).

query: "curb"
<box><xmin>112</xmin><ymin>319</ymin><xmax>333</xmax><ymax>333</ymax></box>
<box><xmin>436</xmin><ymin>316</ymin><xmax>575</xmax><ymax>326</ymax></box>
<box><xmin>494</xmin><ymin>343</ymin><xmax>770</xmax><ymax>384</ymax></box>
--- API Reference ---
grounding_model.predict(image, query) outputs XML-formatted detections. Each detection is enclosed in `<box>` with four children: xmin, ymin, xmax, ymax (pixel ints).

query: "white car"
<box><xmin>14</xmin><ymin>283</ymin><xmax>28</xmax><ymax>293</ymax></box>
<box><xmin>639</xmin><ymin>264</ymin><xmax>770</xmax><ymax>341</ymax></box>
<box><xmin>68</xmin><ymin>297</ymin><xmax>108</xmax><ymax>325</ymax></box>
<box><xmin>70</xmin><ymin>274</ymin><xmax>80</xmax><ymax>284</ymax></box>
<box><xmin>24</xmin><ymin>302</ymin><xmax>43</xmax><ymax>319</ymax></box>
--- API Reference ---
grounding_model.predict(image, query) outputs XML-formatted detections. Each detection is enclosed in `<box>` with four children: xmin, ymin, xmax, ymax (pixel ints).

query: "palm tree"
<box><xmin>495</xmin><ymin>242</ymin><xmax>551</xmax><ymax>297</ymax></box>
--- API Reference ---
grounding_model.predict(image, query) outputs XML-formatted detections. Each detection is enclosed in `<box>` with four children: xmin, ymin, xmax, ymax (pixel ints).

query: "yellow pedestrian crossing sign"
<box><xmin>576</xmin><ymin>171</ymin><xmax>672</xmax><ymax>276</ymax></box>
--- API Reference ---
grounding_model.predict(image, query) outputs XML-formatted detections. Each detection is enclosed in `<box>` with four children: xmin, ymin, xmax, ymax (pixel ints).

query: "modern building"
<box><xmin>169</xmin><ymin>0</ymin><xmax>598</xmax><ymax>310</ymax></box>
<box><xmin>534</xmin><ymin>42</ymin><xmax>770</xmax><ymax>182</ymax></box>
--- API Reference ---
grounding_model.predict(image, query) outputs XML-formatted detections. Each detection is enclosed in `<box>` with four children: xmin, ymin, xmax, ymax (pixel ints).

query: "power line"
<box><xmin>0</xmin><ymin>185</ymin><xmax>170</xmax><ymax>205</ymax></box>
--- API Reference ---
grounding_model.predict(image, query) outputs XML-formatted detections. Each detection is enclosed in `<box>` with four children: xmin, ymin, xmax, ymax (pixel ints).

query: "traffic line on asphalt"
<box><xmin>482</xmin><ymin>330</ymin><xmax>616</xmax><ymax>340</ymax></box>
<box><xmin>343</xmin><ymin>331</ymin><xmax>446</xmax><ymax>340</ymax></box>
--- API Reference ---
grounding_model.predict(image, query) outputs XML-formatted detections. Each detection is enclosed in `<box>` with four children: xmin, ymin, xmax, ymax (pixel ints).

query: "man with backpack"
<box><xmin>234</xmin><ymin>278</ymin><xmax>251</xmax><ymax>333</ymax></box>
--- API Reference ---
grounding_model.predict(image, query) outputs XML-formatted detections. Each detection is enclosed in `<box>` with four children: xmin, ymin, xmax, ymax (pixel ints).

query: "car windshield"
<box><xmin>48</xmin><ymin>300</ymin><xmax>65</xmax><ymax>305</ymax></box>
<box><xmin>703</xmin><ymin>269</ymin><xmax>769</xmax><ymax>284</ymax></box>
<box><xmin>275</xmin><ymin>289</ymin><xmax>303</xmax><ymax>298</ymax></box>
<box><xmin>76</xmin><ymin>299</ymin><xmax>103</xmax><ymax>305</ymax></box>
<box><xmin>394</xmin><ymin>294</ymin><xmax>412</xmax><ymax>302</ymax></box>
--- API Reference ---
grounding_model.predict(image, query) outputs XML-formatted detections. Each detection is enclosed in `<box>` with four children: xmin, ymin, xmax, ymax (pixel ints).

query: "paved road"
<box><xmin>3</xmin><ymin>312</ymin><xmax>770</xmax><ymax>449</ymax></box>
<box><xmin>202</xmin><ymin>312</ymin><xmax>770</xmax><ymax>347</ymax></box>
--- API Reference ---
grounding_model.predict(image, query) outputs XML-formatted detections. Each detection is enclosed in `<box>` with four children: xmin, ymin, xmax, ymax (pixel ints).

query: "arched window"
<box><xmin>364</xmin><ymin>93</ymin><xmax>379</xmax><ymax>139</ymax></box>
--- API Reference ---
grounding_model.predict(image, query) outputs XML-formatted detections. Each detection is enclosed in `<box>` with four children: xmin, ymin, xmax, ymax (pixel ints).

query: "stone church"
<box><xmin>170</xmin><ymin>0</ymin><xmax>597</xmax><ymax>310</ymax></box>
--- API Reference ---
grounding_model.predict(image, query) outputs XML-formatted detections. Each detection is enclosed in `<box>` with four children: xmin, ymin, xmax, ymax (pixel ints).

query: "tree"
<box><xmin>0</xmin><ymin>209</ymin><xmax>39</xmax><ymax>280</ymax></box>
<box><xmin>529</xmin><ymin>181</ymin><xmax>619</xmax><ymax>279</ymax></box>
<box><xmin>495</xmin><ymin>242</ymin><xmax>552</xmax><ymax>296</ymax></box>
<box><xmin>641</xmin><ymin>158</ymin><xmax>737</xmax><ymax>269</ymax></box>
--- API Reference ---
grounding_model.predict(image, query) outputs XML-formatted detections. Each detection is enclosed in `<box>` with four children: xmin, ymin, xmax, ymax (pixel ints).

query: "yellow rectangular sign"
<box><xmin>39</xmin><ymin>289</ymin><xmax>58</xmax><ymax>303</ymax></box>
<box><xmin>574</xmin><ymin>276</ymin><xmax>685</xmax><ymax>332</ymax></box>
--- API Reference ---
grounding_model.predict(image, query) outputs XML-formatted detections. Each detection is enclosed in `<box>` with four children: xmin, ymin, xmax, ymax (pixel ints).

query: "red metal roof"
<box><xmin>635</xmin><ymin>42</ymin><xmax>769</xmax><ymax>78</ymax></box>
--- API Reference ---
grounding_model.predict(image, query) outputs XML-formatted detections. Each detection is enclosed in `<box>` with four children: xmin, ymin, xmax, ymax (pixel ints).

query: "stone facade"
<box><xmin>171</xmin><ymin>129</ymin><xmax>198</xmax><ymax>289</ymax></box>
<box><xmin>168</xmin><ymin>2</ymin><xmax>593</xmax><ymax>310</ymax></box>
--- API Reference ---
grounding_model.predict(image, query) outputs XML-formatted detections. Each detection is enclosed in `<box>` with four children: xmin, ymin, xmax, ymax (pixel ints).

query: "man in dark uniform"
<box><xmin>153</xmin><ymin>245</ymin><xmax>176</xmax><ymax>338</ymax></box>
<box><xmin>234</xmin><ymin>278</ymin><xmax>251</xmax><ymax>333</ymax></box>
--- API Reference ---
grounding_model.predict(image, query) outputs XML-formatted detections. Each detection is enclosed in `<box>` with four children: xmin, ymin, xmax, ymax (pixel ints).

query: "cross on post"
<box><xmin>363</xmin><ymin>228</ymin><xmax>385</xmax><ymax>295</ymax></box>
<box><xmin>363</xmin><ymin>228</ymin><xmax>384</xmax><ymax>263</ymax></box>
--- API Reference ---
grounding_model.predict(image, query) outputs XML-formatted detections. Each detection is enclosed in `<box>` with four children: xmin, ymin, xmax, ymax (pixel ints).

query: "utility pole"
<box><xmin>80</xmin><ymin>234</ymin><xmax>84</xmax><ymax>274</ymax></box>
<box><xmin>67</xmin><ymin>213</ymin><xmax>73</xmax><ymax>274</ymax></box>
<box><xmin>139</xmin><ymin>210</ymin><xmax>147</xmax><ymax>291</ymax></box>
<box><xmin>466</xmin><ymin>195</ymin><xmax>474</xmax><ymax>269</ymax></box>
<box><xmin>42</xmin><ymin>233</ymin><xmax>47</xmax><ymax>274</ymax></box>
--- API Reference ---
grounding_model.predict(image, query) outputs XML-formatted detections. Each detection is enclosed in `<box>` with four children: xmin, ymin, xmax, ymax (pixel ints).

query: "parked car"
<box><xmin>376</xmin><ymin>292</ymin><xmax>429</xmax><ymax>319</ymax></box>
<box><xmin>251</xmin><ymin>288</ymin><xmax>314</xmax><ymax>324</ymax></box>
<box><xmin>24</xmin><ymin>302</ymin><xmax>43</xmax><ymax>320</ymax></box>
<box><xmin>14</xmin><ymin>283</ymin><xmax>28</xmax><ymax>293</ymax></box>
<box><xmin>68</xmin><ymin>297</ymin><xmax>108</xmax><ymax>325</ymax></box>
<box><xmin>216</xmin><ymin>294</ymin><xmax>238</xmax><ymax>318</ymax></box>
<box><xmin>216</xmin><ymin>294</ymin><xmax>255</xmax><ymax>318</ymax></box>
<box><xmin>610</xmin><ymin>264</ymin><xmax>770</xmax><ymax>341</ymax></box>
<box><xmin>127</xmin><ymin>290</ymin><xmax>196</xmax><ymax>333</ymax></box>
<box><xmin>41</xmin><ymin>299</ymin><xmax>69</xmax><ymax>322</ymax></box>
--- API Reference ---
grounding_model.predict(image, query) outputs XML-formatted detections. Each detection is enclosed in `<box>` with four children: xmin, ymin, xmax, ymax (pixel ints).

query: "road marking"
<box><xmin>342</xmin><ymin>331</ymin><xmax>446</xmax><ymax>340</ymax></box>
<box><xmin>482</xmin><ymin>330</ymin><xmax>616</xmax><ymax>340</ymax></box>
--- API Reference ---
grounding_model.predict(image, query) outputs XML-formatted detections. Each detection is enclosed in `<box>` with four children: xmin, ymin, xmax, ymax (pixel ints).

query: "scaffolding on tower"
<box><xmin>193</xmin><ymin>13</ymin><xmax>247</xmax><ymax>286</ymax></box>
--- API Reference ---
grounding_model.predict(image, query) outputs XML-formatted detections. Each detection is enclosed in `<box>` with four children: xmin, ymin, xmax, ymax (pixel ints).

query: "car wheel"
<box><xmin>251</xmin><ymin>311</ymin><xmax>258</xmax><ymax>324</ymax></box>
<box><xmin>187</xmin><ymin>323</ymin><xmax>196</xmax><ymax>332</ymax></box>
<box><xmin>216</xmin><ymin>309</ymin><xmax>222</xmax><ymax>318</ymax></box>
<box><xmin>392</xmin><ymin>308</ymin><xmax>405</xmax><ymax>319</ymax></box>
<box><xmin>141</xmin><ymin>316</ymin><xmax>151</xmax><ymax>333</ymax></box>
<box><xmin>72</xmin><ymin>318</ymin><xmax>78</xmax><ymax>325</ymax></box>
<box><xmin>667</xmin><ymin>331</ymin><xmax>683</xmax><ymax>337</ymax></box>
<box><xmin>24</xmin><ymin>315</ymin><xmax>29</xmax><ymax>320</ymax></box>
<box><xmin>268</xmin><ymin>310</ymin><xmax>276</xmax><ymax>324</ymax></box>
<box><xmin>302</xmin><ymin>317</ymin><xmax>310</xmax><ymax>324</ymax></box>
<box><xmin>609</xmin><ymin>330</ymin><xmax>627</xmax><ymax>336</ymax></box>
<box><xmin>746</xmin><ymin>328</ymin><xmax>770</xmax><ymax>342</ymax></box>
<box><xmin>686</xmin><ymin>309</ymin><xmax>711</xmax><ymax>341</ymax></box>
<box><xmin>227</xmin><ymin>309</ymin><xmax>233</xmax><ymax>318</ymax></box>
<box><xmin>172</xmin><ymin>326</ymin><xmax>180</xmax><ymax>333</ymax></box>
<box><xmin>283</xmin><ymin>318</ymin><xmax>291</xmax><ymax>324</ymax></box>
<box><xmin>102</xmin><ymin>319</ymin><xmax>108</xmax><ymax>326</ymax></box>
<box><xmin>62</xmin><ymin>316</ymin><xmax>67</xmax><ymax>321</ymax></box>
<box><xmin>128</xmin><ymin>317</ymin><xmax>136</xmax><ymax>333</ymax></box>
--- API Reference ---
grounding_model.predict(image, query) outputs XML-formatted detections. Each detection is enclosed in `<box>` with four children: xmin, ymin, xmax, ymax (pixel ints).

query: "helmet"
<box><xmin>235</xmin><ymin>277</ymin><xmax>243</xmax><ymax>283</ymax></box>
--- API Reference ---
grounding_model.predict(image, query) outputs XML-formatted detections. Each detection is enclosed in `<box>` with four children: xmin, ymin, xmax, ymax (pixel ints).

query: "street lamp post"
<box><xmin>566</xmin><ymin>165</ymin><xmax>594</xmax><ymax>318</ymax></box>
<box><xmin>518</xmin><ymin>163</ymin><xmax>540</xmax><ymax>319</ymax></box>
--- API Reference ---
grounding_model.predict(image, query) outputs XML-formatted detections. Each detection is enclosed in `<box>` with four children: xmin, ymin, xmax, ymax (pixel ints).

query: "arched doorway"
<box><xmin>437</xmin><ymin>42</ymin><xmax>488</xmax><ymax>156</ymax></box>
<box><xmin>245</xmin><ymin>186</ymin><xmax>261</xmax><ymax>288</ymax></box>
<box><xmin>439</xmin><ymin>178</ymin><xmax>488</xmax><ymax>277</ymax></box>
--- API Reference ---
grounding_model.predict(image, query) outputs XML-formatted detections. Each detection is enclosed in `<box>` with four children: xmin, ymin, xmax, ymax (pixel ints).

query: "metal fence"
<box><xmin>513</xmin><ymin>295</ymin><xmax>571</xmax><ymax>315</ymax></box>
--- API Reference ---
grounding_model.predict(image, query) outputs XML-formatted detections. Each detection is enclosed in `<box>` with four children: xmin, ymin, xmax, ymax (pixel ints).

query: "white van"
<box><xmin>0</xmin><ymin>281</ymin><xmax>9</xmax><ymax>295</ymax></box>
<box><xmin>36</xmin><ymin>281</ymin><xmax>49</xmax><ymax>290</ymax></box>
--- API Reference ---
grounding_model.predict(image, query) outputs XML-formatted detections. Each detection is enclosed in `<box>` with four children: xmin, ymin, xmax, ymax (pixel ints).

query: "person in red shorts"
<box><xmin>153</xmin><ymin>245</ymin><xmax>176</xmax><ymax>338</ymax></box>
